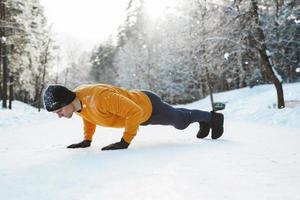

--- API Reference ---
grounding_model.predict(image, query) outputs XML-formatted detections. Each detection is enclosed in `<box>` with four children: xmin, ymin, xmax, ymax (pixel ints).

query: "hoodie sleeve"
<box><xmin>99</xmin><ymin>91</ymin><xmax>144</xmax><ymax>144</ymax></box>
<box><xmin>83</xmin><ymin>118</ymin><xmax>96</xmax><ymax>141</ymax></box>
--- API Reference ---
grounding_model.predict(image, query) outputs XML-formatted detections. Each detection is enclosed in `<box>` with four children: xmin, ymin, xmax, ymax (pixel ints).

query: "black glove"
<box><xmin>101</xmin><ymin>138</ymin><xmax>129</xmax><ymax>151</ymax></box>
<box><xmin>67</xmin><ymin>140</ymin><xmax>91</xmax><ymax>148</ymax></box>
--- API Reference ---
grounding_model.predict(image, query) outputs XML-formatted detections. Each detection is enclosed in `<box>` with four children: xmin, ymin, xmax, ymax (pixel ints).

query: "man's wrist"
<box><xmin>120</xmin><ymin>138</ymin><xmax>130</xmax><ymax>147</ymax></box>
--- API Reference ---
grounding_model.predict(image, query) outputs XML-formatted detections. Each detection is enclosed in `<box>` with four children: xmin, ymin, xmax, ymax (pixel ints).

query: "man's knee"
<box><xmin>173</xmin><ymin>122</ymin><xmax>189</xmax><ymax>130</ymax></box>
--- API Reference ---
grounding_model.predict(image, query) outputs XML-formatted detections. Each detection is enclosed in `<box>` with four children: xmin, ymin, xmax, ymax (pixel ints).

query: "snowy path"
<box><xmin>1</xmin><ymin>115</ymin><xmax>300</xmax><ymax>200</ymax></box>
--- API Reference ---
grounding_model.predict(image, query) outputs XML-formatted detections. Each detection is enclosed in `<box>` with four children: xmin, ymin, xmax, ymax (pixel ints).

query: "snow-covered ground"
<box><xmin>1</xmin><ymin>83</ymin><xmax>300</xmax><ymax>200</ymax></box>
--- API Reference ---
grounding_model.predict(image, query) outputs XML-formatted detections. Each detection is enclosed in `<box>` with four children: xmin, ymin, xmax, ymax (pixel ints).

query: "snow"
<box><xmin>296</xmin><ymin>67</ymin><xmax>300</xmax><ymax>73</ymax></box>
<box><xmin>224</xmin><ymin>52</ymin><xmax>229</xmax><ymax>60</ymax></box>
<box><xmin>1</xmin><ymin>82</ymin><xmax>300</xmax><ymax>200</ymax></box>
<box><xmin>1</xmin><ymin>36</ymin><xmax>6</xmax><ymax>43</ymax></box>
<box><xmin>185</xmin><ymin>82</ymin><xmax>300</xmax><ymax>128</ymax></box>
<box><xmin>0</xmin><ymin>101</ymin><xmax>54</xmax><ymax>127</ymax></box>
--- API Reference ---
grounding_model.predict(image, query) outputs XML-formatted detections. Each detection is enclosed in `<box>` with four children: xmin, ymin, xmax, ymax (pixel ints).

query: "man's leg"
<box><xmin>141</xmin><ymin>91</ymin><xmax>216</xmax><ymax>133</ymax></box>
<box><xmin>176</xmin><ymin>108</ymin><xmax>211</xmax><ymax>138</ymax></box>
<box><xmin>142</xmin><ymin>91</ymin><xmax>224</xmax><ymax>139</ymax></box>
<box><xmin>176</xmin><ymin>109</ymin><xmax>224</xmax><ymax>139</ymax></box>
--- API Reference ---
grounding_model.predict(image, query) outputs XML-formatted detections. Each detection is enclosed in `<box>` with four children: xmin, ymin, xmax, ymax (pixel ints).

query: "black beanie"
<box><xmin>43</xmin><ymin>85</ymin><xmax>76</xmax><ymax>112</ymax></box>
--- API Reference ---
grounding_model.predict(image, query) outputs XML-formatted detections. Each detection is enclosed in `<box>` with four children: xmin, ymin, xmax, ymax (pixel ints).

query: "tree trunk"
<box><xmin>38</xmin><ymin>38</ymin><xmax>52</xmax><ymax>111</ymax></box>
<box><xmin>251</xmin><ymin>0</ymin><xmax>285</xmax><ymax>109</ymax></box>
<box><xmin>2</xmin><ymin>43</ymin><xmax>7</xmax><ymax>108</ymax></box>
<box><xmin>259</xmin><ymin>48</ymin><xmax>285</xmax><ymax>108</ymax></box>
<box><xmin>205</xmin><ymin>66</ymin><xmax>215</xmax><ymax>111</ymax></box>
<box><xmin>64</xmin><ymin>68</ymin><xmax>69</xmax><ymax>86</ymax></box>
<box><xmin>0</xmin><ymin>0</ymin><xmax>8</xmax><ymax>108</ymax></box>
<box><xmin>8</xmin><ymin>75</ymin><xmax>13</xmax><ymax>109</ymax></box>
<box><xmin>0</xmin><ymin>46</ymin><xmax>2</xmax><ymax>101</ymax></box>
<box><xmin>0</xmin><ymin>42</ymin><xmax>2</xmax><ymax>101</ymax></box>
<box><xmin>38</xmin><ymin>62</ymin><xmax>47</xmax><ymax>112</ymax></box>
<box><xmin>199</xmin><ymin>0</ymin><xmax>215</xmax><ymax>111</ymax></box>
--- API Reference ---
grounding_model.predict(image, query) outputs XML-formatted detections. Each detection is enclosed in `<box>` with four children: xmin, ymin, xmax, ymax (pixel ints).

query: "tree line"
<box><xmin>0</xmin><ymin>0</ymin><xmax>56</xmax><ymax>110</ymax></box>
<box><xmin>0</xmin><ymin>0</ymin><xmax>299</xmax><ymax>110</ymax></box>
<box><xmin>90</xmin><ymin>0</ymin><xmax>299</xmax><ymax>108</ymax></box>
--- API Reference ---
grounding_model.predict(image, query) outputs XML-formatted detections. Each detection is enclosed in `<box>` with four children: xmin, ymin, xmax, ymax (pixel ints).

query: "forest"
<box><xmin>0</xmin><ymin>0</ymin><xmax>299</xmax><ymax>109</ymax></box>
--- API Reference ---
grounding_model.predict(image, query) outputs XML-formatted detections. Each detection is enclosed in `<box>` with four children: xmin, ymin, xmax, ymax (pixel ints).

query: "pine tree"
<box><xmin>90</xmin><ymin>42</ymin><xmax>117</xmax><ymax>84</ymax></box>
<box><xmin>4</xmin><ymin>0</ymin><xmax>56</xmax><ymax>108</ymax></box>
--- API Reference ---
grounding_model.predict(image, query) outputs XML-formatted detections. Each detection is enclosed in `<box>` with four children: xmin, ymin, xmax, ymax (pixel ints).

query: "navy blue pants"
<box><xmin>141</xmin><ymin>91</ymin><xmax>212</xmax><ymax>130</ymax></box>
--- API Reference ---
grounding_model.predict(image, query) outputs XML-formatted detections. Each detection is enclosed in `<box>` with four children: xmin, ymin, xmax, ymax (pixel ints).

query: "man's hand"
<box><xmin>67</xmin><ymin>140</ymin><xmax>91</xmax><ymax>148</ymax></box>
<box><xmin>101</xmin><ymin>138</ymin><xmax>129</xmax><ymax>151</ymax></box>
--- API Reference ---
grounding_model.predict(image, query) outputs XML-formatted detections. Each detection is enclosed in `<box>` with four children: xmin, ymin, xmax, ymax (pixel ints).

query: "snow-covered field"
<box><xmin>1</xmin><ymin>83</ymin><xmax>300</xmax><ymax>200</ymax></box>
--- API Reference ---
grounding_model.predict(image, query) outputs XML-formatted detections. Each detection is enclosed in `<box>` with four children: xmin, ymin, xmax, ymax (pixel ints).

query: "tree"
<box><xmin>265</xmin><ymin>0</ymin><xmax>300</xmax><ymax>83</ymax></box>
<box><xmin>90</xmin><ymin>42</ymin><xmax>117</xmax><ymax>84</ymax></box>
<box><xmin>36</xmin><ymin>30</ymin><xmax>55</xmax><ymax>111</ymax></box>
<box><xmin>112</xmin><ymin>0</ymin><xmax>295</xmax><ymax>106</ymax></box>
<box><xmin>115</xmin><ymin>0</ymin><xmax>150</xmax><ymax>89</ymax></box>
<box><xmin>0</xmin><ymin>0</ymin><xmax>9</xmax><ymax>108</ymax></box>
<box><xmin>64</xmin><ymin>51</ymin><xmax>92</xmax><ymax>89</ymax></box>
<box><xmin>0</xmin><ymin>0</ymin><xmax>56</xmax><ymax>109</ymax></box>
<box><xmin>250</xmin><ymin>0</ymin><xmax>285</xmax><ymax>108</ymax></box>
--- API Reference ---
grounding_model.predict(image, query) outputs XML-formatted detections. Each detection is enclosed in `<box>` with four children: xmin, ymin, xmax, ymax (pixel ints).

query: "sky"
<box><xmin>40</xmin><ymin>0</ymin><xmax>129</xmax><ymax>51</ymax></box>
<box><xmin>39</xmin><ymin>0</ymin><xmax>174</xmax><ymax>72</ymax></box>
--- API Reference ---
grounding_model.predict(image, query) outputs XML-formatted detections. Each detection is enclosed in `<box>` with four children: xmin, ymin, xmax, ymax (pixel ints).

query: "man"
<box><xmin>43</xmin><ymin>84</ymin><xmax>224</xmax><ymax>151</ymax></box>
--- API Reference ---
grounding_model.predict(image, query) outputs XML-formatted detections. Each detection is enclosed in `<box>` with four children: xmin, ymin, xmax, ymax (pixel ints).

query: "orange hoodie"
<box><xmin>74</xmin><ymin>84</ymin><xmax>152</xmax><ymax>144</ymax></box>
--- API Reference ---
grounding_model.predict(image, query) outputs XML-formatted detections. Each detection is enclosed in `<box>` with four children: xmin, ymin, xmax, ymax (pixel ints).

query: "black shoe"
<box><xmin>211</xmin><ymin>112</ymin><xmax>224</xmax><ymax>139</ymax></box>
<box><xmin>196</xmin><ymin>122</ymin><xmax>210</xmax><ymax>139</ymax></box>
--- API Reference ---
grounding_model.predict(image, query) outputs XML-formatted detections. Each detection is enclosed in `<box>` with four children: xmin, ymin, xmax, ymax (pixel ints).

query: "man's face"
<box><xmin>53</xmin><ymin>103</ymin><xmax>74</xmax><ymax>119</ymax></box>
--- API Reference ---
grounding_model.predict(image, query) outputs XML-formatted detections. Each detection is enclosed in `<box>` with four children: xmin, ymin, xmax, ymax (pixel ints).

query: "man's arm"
<box><xmin>100</xmin><ymin>92</ymin><xmax>144</xmax><ymax>150</ymax></box>
<box><xmin>67</xmin><ymin>118</ymin><xmax>96</xmax><ymax>149</ymax></box>
<box><xmin>83</xmin><ymin>118</ymin><xmax>96</xmax><ymax>141</ymax></box>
